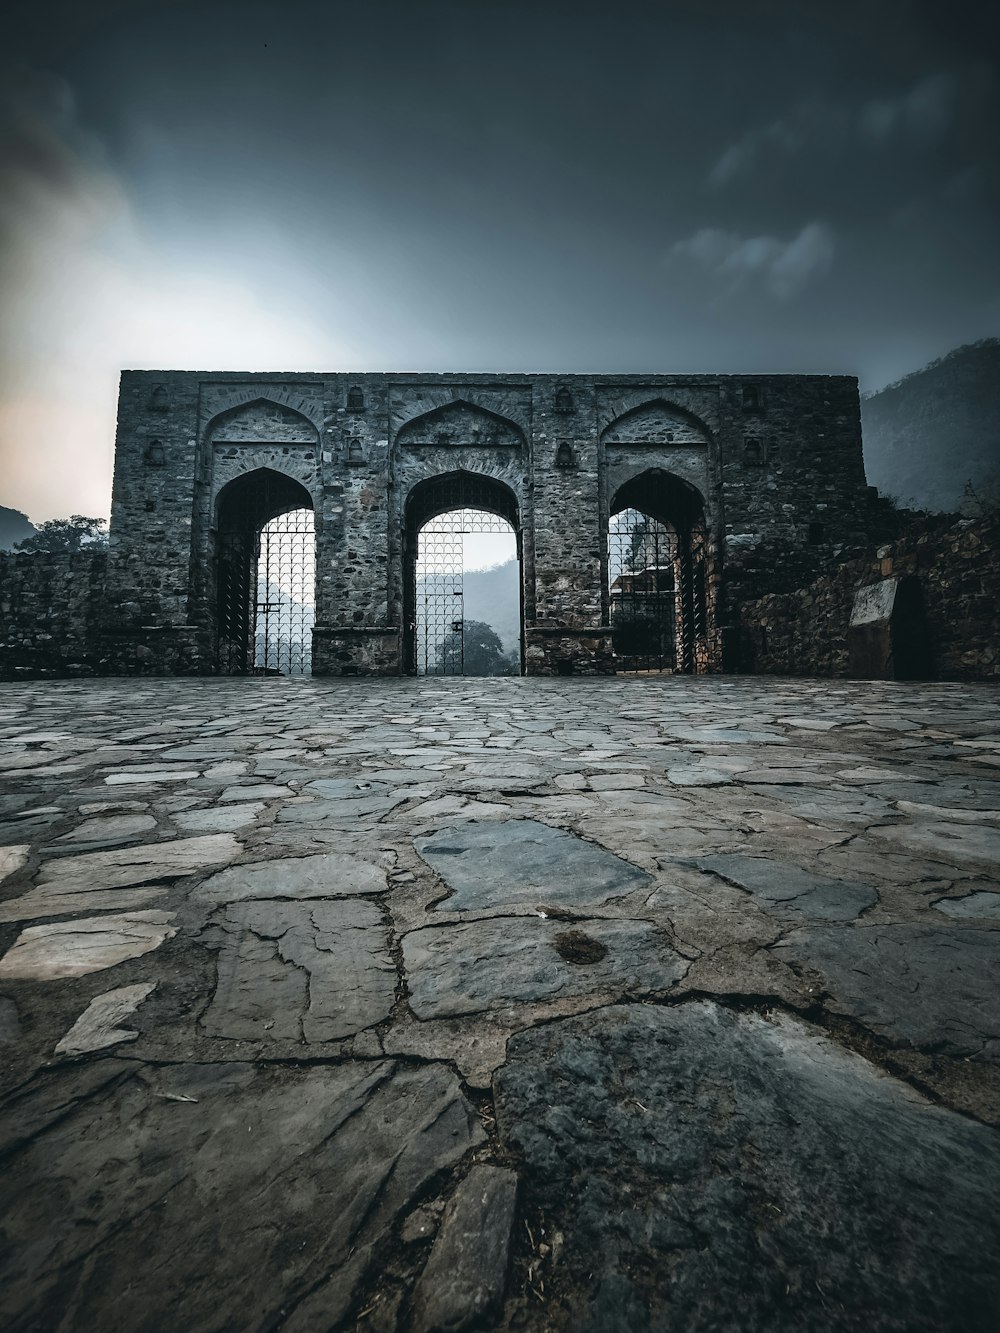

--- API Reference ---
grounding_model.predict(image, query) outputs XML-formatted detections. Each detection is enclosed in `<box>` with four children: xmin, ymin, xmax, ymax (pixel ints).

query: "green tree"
<box><xmin>436</xmin><ymin>619</ymin><xmax>517</xmax><ymax>676</ymax></box>
<box><xmin>14</xmin><ymin>515</ymin><xmax>109</xmax><ymax>553</ymax></box>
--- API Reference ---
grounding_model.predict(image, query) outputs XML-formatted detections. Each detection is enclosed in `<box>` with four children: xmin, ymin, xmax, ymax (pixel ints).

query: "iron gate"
<box><xmin>415</xmin><ymin>507</ymin><xmax>517</xmax><ymax>675</ymax></box>
<box><xmin>217</xmin><ymin>500</ymin><xmax>315</xmax><ymax>676</ymax></box>
<box><xmin>609</xmin><ymin>508</ymin><xmax>705</xmax><ymax>673</ymax></box>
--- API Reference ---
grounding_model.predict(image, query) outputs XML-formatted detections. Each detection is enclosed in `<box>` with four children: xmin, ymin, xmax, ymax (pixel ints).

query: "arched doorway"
<box><xmin>215</xmin><ymin>468</ymin><xmax>315</xmax><ymax>675</ymax></box>
<box><xmin>403</xmin><ymin>471</ymin><xmax>522</xmax><ymax>676</ymax></box>
<box><xmin>608</xmin><ymin>471</ymin><xmax>708</xmax><ymax>674</ymax></box>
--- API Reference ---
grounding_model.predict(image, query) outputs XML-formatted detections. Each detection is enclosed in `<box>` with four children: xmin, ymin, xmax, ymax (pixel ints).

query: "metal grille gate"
<box><xmin>253</xmin><ymin>510</ymin><xmax>315</xmax><ymax>675</ymax></box>
<box><xmin>416</xmin><ymin>508</ymin><xmax>515</xmax><ymax>675</ymax></box>
<box><xmin>609</xmin><ymin>508</ymin><xmax>704</xmax><ymax>673</ymax></box>
<box><xmin>217</xmin><ymin>496</ymin><xmax>315</xmax><ymax>676</ymax></box>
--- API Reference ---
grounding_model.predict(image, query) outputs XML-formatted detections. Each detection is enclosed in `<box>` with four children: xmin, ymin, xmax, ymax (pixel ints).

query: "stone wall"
<box><xmin>1</xmin><ymin>368</ymin><xmax>873</xmax><ymax>679</ymax></box>
<box><xmin>106</xmin><ymin>369</ymin><xmax>869</xmax><ymax>676</ymax></box>
<box><xmin>0</xmin><ymin>551</ymin><xmax>205</xmax><ymax>678</ymax></box>
<box><xmin>736</xmin><ymin>514</ymin><xmax>1000</xmax><ymax>680</ymax></box>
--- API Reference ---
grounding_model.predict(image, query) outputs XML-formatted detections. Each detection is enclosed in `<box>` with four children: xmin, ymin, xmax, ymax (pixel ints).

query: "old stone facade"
<box><xmin>0</xmin><ymin>370</ymin><xmax>875</xmax><ymax>678</ymax></box>
<box><xmin>735</xmin><ymin>514</ymin><xmax>1000</xmax><ymax>681</ymax></box>
<box><xmin>89</xmin><ymin>369</ymin><xmax>867</xmax><ymax>676</ymax></box>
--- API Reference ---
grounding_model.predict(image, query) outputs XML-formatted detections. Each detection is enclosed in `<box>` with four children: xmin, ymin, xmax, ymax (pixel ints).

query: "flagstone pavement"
<box><xmin>1</xmin><ymin>675</ymin><xmax>999</xmax><ymax>1331</ymax></box>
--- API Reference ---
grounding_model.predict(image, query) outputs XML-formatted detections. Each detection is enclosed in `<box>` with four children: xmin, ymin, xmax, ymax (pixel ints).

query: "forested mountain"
<box><xmin>861</xmin><ymin>339</ymin><xmax>1000</xmax><ymax>512</ymax></box>
<box><xmin>0</xmin><ymin>507</ymin><xmax>37</xmax><ymax>550</ymax></box>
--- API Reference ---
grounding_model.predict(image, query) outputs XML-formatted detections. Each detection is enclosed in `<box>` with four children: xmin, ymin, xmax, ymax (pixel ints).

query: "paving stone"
<box><xmin>194</xmin><ymin>851</ymin><xmax>387</xmax><ymax>904</ymax></box>
<box><xmin>219</xmin><ymin>783</ymin><xmax>292</xmax><ymax>802</ymax></box>
<box><xmin>773</xmin><ymin>924</ymin><xmax>1000</xmax><ymax>1060</ymax></box>
<box><xmin>416</xmin><ymin>819</ymin><xmax>650</xmax><ymax>911</ymax></box>
<box><xmin>666</xmin><ymin>766</ymin><xmax>733</xmax><ymax>786</ymax></box>
<box><xmin>32</xmin><ymin>833</ymin><xmax>240</xmax><ymax>894</ymax></box>
<box><xmin>403</xmin><ymin>917</ymin><xmax>687</xmax><ymax>1019</ymax></box>
<box><xmin>871</xmin><ymin>821</ymin><xmax>1000</xmax><ymax>872</ymax></box>
<box><xmin>495</xmin><ymin>1001</ymin><xmax>1000</xmax><ymax>1332</ymax></box>
<box><xmin>0</xmin><ymin>1059</ymin><xmax>482</xmax><ymax>1331</ymax></box>
<box><xmin>0</xmin><ymin>884</ymin><xmax>168</xmax><ymax>923</ymax></box>
<box><xmin>55</xmin><ymin>982</ymin><xmax>157</xmax><ymax>1055</ymax></box>
<box><xmin>173</xmin><ymin>802</ymin><xmax>265</xmax><ymax>831</ymax></box>
<box><xmin>933</xmin><ymin>891</ymin><xmax>1000</xmax><ymax>920</ymax></box>
<box><xmin>57</xmin><ymin>813</ymin><xmax>158</xmax><ymax>843</ymax></box>
<box><xmin>690</xmin><ymin>854</ymin><xmax>878</xmax><ymax>920</ymax></box>
<box><xmin>202</xmin><ymin>898</ymin><xmax>396</xmax><ymax>1041</ymax></box>
<box><xmin>0</xmin><ymin>911</ymin><xmax>177</xmax><ymax>980</ymax></box>
<box><xmin>0</xmin><ymin>845</ymin><xmax>29</xmax><ymax>882</ymax></box>
<box><xmin>411</xmin><ymin>1164</ymin><xmax>518</xmax><ymax>1332</ymax></box>
<box><xmin>104</xmin><ymin>769</ymin><xmax>200</xmax><ymax>784</ymax></box>
<box><xmin>747</xmin><ymin>784</ymin><xmax>894</xmax><ymax>823</ymax></box>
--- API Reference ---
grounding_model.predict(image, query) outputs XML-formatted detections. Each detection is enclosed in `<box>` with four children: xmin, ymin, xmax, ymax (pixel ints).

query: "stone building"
<box><xmin>102</xmin><ymin>370</ymin><xmax>868</xmax><ymax>676</ymax></box>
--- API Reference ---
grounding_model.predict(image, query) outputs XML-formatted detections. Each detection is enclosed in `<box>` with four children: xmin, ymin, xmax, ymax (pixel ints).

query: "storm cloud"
<box><xmin>1</xmin><ymin>0</ymin><xmax>997</xmax><ymax>520</ymax></box>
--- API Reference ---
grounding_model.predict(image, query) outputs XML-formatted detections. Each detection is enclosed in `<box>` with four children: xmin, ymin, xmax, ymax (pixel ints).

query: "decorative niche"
<box><xmin>554</xmin><ymin>386</ymin><xmax>574</xmax><ymax>413</ymax></box>
<box><xmin>148</xmin><ymin>384</ymin><xmax>169</xmax><ymax>413</ymax></box>
<box><xmin>743</xmin><ymin>437</ymin><xmax>765</xmax><ymax>466</ymax></box>
<box><xmin>347</xmin><ymin>386</ymin><xmax>365</xmax><ymax>412</ymax></box>
<box><xmin>554</xmin><ymin>439</ymin><xmax>576</xmax><ymax>468</ymax></box>
<box><xmin>742</xmin><ymin>383</ymin><xmax>765</xmax><ymax>413</ymax></box>
<box><xmin>144</xmin><ymin>439</ymin><xmax>166</xmax><ymax>467</ymax></box>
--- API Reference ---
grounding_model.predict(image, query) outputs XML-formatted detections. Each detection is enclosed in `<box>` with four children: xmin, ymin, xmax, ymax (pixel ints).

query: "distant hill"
<box><xmin>861</xmin><ymin>339</ymin><xmax>1000</xmax><ymax>512</ymax></box>
<box><xmin>416</xmin><ymin>559</ymin><xmax>522</xmax><ymax>658</ymax></box>
<box><xmin>0</xmin><ymin>507</ymin><xmax>37</xmax><ymax>551</ymax></box>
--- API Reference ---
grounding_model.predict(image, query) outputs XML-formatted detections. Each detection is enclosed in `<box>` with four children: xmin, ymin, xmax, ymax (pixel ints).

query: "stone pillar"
<box><xmin>524</xmin><ymin>380</ymin><xmax>613</xmax><ymax>674</ymax></box>
<box><xmin>312</xmin><ymin>377</ymin><xmax>400</xmax><ymax>674</ymax></box>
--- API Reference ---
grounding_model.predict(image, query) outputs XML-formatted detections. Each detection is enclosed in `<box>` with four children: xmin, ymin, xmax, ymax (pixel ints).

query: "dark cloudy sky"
<box><xmin>2</xmin><ymin>0</ymin><xmax>998</xmax><ymax>519</ymax></box>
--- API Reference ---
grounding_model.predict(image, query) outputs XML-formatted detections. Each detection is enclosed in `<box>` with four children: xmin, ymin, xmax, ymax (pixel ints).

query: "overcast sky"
<box><xmin>2</xmin><ymin>0</ymin><xmax>998</xmax><ymax>520</ymax></box>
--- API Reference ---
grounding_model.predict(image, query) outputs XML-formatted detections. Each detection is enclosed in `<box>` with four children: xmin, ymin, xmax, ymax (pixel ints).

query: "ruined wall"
<box><xmin>736</xmin><ymin>514</ymin><xmax>1000</xmax><ymax>680</ymax></box>
<box><xmin>0</xmin><ymin>552</ymin><xmax>203</xmax><ymax>678</ymax></box>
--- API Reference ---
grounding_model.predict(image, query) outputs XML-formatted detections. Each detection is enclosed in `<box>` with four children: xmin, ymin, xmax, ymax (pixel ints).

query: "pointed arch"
<box><xmin>206</xmin><ymin>396</ymin><xmax>320</xmax><ymax>445</ymax></box>
<box><xmin>601</xmin><ymin>398</ymin><xmax>712</xmax><ymax>447</ymax></box>
<box><xmin>396</xmin><ymin>399</ymin><xmax>526</xmax><ymax>449</ymax></box>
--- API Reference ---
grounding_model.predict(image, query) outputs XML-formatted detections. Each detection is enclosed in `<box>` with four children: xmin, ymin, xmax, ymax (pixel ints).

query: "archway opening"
<box><xmin>215</xmin><ymin>469</ymin><xmax>315</xmax><ymax>675</ymax></box>
<box><xmin>608</xmin><ymin>471</ymin><xmax>708</xmax><ymax>674</ymax></box>
<box><xmin>404</xmin><ymin>472</ymin><xmax>522</xmax><ymax>676</ymax></box>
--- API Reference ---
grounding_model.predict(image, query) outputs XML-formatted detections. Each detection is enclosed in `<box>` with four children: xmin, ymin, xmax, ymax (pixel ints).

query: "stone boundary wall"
<box><xmin>0</xmin><ymin>552</ymin><xmax>204</xmax><ymax>679</ymax></box>
<box><xmin>736</xmin><ymin>514</ymin><xmax>1000</xmax><ymax>680</ymax></box>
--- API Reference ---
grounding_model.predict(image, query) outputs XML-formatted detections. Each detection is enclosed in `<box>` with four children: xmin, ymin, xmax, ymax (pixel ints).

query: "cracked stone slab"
<box><xmin>411</xmin><ymin>1164</ymin><xmax>518</xmax><ymax>1332</ymax></box>
<box><xmin>277</xmin><ymin>778</ymin><xmax>411</xmax><ymax>822</ymax></box>
<box><xmin>934</xmin><ymin>892</ymin><xmax>1000</xmax><ymax>920</ymax></box>
<box><xmin>202</xmin><ymin>898</ymin><xmax>395</xmax><ymax>1041</ymax></box>
<box><xmin>0</xmin><ymin>884</ymin><xmax>169</xmax><ymax>923</ymax></box>
<box><xmin>0</xmin><ymin>1058</ymin><xmax>483</xmax><ymax>1332</ymax></box>
<box><xmin>32</xmin><ymin>833</ymin><xmax>241</xmax><ymax>893</ymax></box>
<box><xmin>57</xmin><ymin>814</ymin><xmax>158</xmax><ymax>843</ymax></box>
<box><xmin>54</xmin><ymin>981</ymin><xmax>157</xmax><ymax>1055</ymax></box>
<box><xmin>173</xmin><ymin>802</ymin><xmax>264</xmax><ymax>832</ymax></box>
<box><xmin>403</xmin><ymin>916</ymin><xmax>687</xmax><ymax>1019</ymax></box>
<box><xmin>1</xmin><ymin>845</ymin><xmax>30</xmax><ymax>882</ymax></box>
<box><xmin>0</xmin><ymin>911</ymin><xmax>177</xmax><ymax>980</ymax></box>
<box><xmin>688</xmin><ymin>854</ymin><xmax>878</xmax><ymax>920</ymax></box>
<box><xmin>416</xmin><ymin>819</ymin><xmax>650</xmax><ymax>911</ymax></box>
<box><xmin>495</xmin><ymin>1001</ymin><xmax>1000</xmax><ymax>1332</ymax></box>
<box><xmin>870</xmin><ymin>821</ymin><xmax>1000</xmax><ymax>873</ymax></box>
<box><xmin>193</xmin><ymin>851</ymin><xmax>387</xmax><ymax>905</ymax></box>
<box><xmin>745</xmin><ymin>784</ymin><xmax>895</xmax><ymax>823</ymax></box>
<box><xmin>666</xmin><ymin>766</ymin><xmax>733</xmax><ymax>786</ymax></box>
<box><xmin>773</xmin><ymin>924</ymin><xmax>1000</xmax><ymax>1061</ymax></box>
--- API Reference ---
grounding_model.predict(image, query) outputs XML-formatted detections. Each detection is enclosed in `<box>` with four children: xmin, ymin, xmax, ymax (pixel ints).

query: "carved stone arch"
<box><xmin>395</xmin><ymin>399</ymin><xmax>526</xmax><ymax>448</ymax></box>
<box><xmin>601</xmin><ymin>398</ymin><xmax>712</xmax><ymax>447</ymax></box>
<box><xmin>404</xmin><ymin>468</ymin><xmax>520</xmax><ymax>532</ymax></box>
<box><xmin>211</xmin><ymin>446</ymin><xmax>320</xmax><ymax>512</ymax></box>
<box><xmin>205</xmin><ymin>396</ymin><xmax>321</xmax><ymax>446</ymax></box>
<box><xmin>610</xmin><ymin>468</ymin><xmax>706</xmax><ymax>531</ymax></box>
<box><xmin>201</xmin><ymin>385</ymin><xmax>323</xmax><ymax>434</ymax></box>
